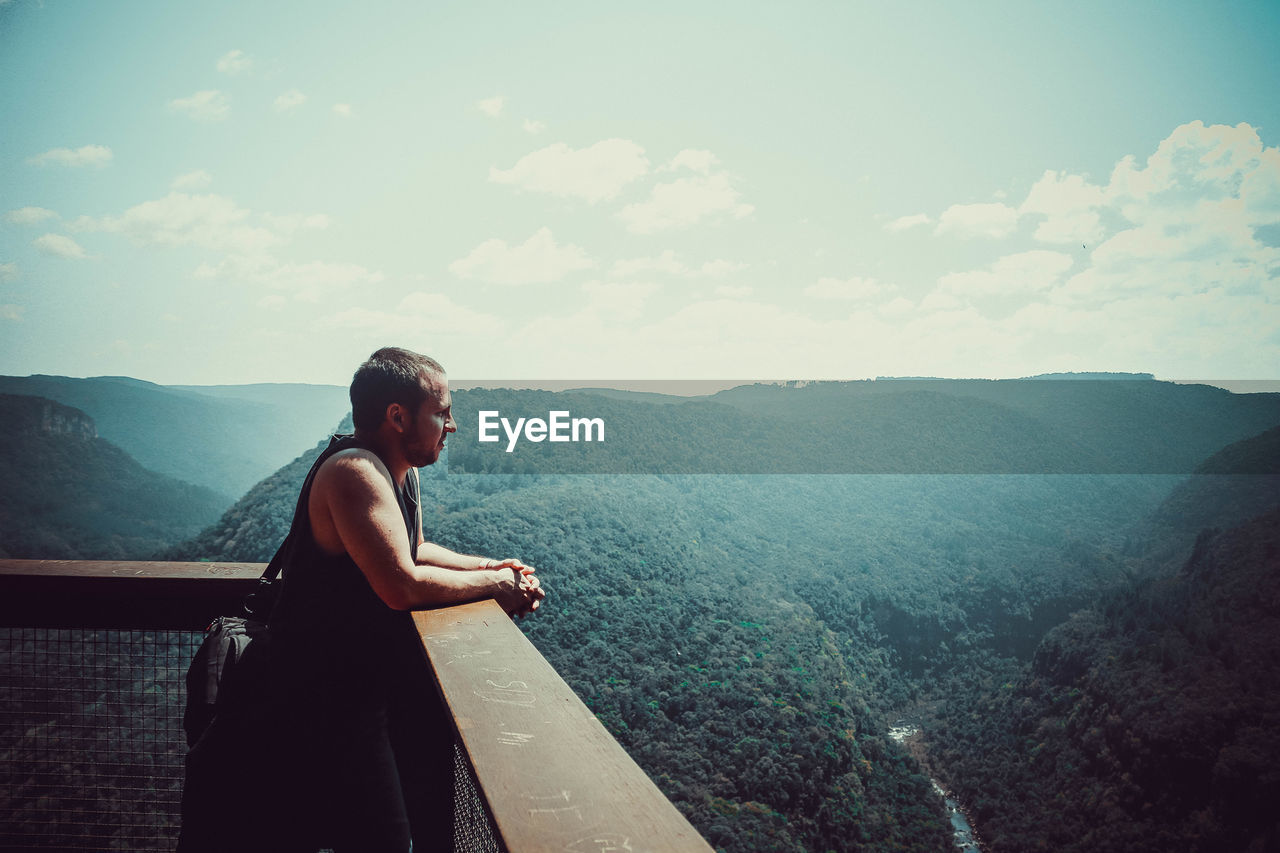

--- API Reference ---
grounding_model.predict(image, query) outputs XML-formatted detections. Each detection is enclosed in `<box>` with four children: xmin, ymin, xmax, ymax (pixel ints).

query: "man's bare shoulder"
<box><xmin>313</xmin><ymin>448</ymin><xmax>394</xmax><ymax>499</ymax></box>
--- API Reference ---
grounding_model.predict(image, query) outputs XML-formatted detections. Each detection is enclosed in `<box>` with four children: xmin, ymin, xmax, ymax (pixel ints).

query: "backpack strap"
<box><xmin>244</xmin><ymin>433</ymin><xmax>359</xmax><ymax>617</ymax></box>
<box><xmin>408</xmin><ymin>465</ymin><xmax>422</xmax><ymax>553</ymax></box>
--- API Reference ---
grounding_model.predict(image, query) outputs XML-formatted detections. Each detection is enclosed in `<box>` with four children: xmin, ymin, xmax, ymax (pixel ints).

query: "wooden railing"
<box><xmin>0</xmin><ymin>560</ymin><xmax>714</xmax><ymax>852</ymax></box>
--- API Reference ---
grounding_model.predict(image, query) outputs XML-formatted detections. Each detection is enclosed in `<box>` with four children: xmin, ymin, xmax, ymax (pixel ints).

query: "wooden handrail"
<box><xmin>0</xmin><ymin>559</ymin><xmax>265</xmax><ymax>629</ymax></box>
<box><xmin>0</xmin><ymin>560</ymin><xmax>716</xmax><ymax>851</ymax></box>
<box><xmin>415</xmin><ymin>600</ymin><xmax>714</xmax><ymax>853</ymax></box>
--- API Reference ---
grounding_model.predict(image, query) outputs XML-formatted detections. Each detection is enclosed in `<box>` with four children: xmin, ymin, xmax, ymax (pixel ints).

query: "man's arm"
<box><xmin>313</xmin><ymin>450</ymin><xmax>533</xmax><ymax>613</ymax></box>
<box><xmin>412</xmin><ymin>476</ymin><xmax>544</xmax><ymax>614</ymax></box>
<box><xmin>415</xmin><ymin>541</ymin><xmax>488</xmax><ymax>570</ymax></box>
<box><xmin>414</xmin><ymin>528</ymin><xmax>544</xmax><ymax>615</ymax></box>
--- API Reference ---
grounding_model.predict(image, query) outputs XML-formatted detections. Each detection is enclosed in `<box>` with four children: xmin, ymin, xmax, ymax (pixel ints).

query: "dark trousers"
<box><xmin>269</xmin><ymin>641</ymin><xmax>457</xmax><ymax>852</ymax></box>
<box><xmin>179</xmin><ymin>637</ymin><xmax>456</xmax><ymax>853</ymax></box>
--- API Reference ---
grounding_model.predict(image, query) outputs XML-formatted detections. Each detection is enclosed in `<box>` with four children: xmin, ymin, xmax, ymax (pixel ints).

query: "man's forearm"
<box><xmin>395</xmin><ymin>564</ymin><xmax>515</xmax><ymax>611</ymax></box>
<box><xmin>415</xmin><ymin>541</ymin><xmax>488</xmax><ymax>570</ymax></box>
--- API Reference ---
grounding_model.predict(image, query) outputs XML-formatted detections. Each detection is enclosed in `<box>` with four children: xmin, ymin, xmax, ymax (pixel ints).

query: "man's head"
<box><xmin>350</xmin><ymin>347</ymin><xmax>444</xmax><ymax>432</ymax></box>
<box><xmin>350</xmin><ymin>347</ymin><xmax>454</xmax><ymax>466</ymax></box>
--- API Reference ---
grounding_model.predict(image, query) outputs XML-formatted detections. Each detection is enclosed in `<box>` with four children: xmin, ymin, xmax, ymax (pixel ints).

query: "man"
<box><xmin>265</xmin><ymin>346</ymin><xmax>544</xmax><ymax>851</ymax></box>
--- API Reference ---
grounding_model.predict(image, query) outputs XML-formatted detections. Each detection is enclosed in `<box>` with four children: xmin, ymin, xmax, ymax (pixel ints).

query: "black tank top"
<box><xmin>269</xmin><ymin>434</ymin><xmax>422</xmax><ymax>672</ymax></box>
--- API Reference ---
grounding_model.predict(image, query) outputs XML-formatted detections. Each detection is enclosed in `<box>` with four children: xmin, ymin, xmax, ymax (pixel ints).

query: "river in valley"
<box><xmin>888</xmin><ymin>723</ymin><xmax>981</xmax><ymax>853</ymax></box>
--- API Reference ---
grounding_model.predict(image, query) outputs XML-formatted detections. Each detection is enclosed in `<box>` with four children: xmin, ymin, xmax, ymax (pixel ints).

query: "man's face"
<box><xmin>403</xmin><ymin>372</ymin><xmax>456</xmax><ymax>467</ymax></box>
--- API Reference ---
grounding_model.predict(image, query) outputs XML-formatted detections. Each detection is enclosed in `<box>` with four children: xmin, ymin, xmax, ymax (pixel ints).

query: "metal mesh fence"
<box><xmin>0</xmin><ymin>627</ymin><xmax>196</xmax><ymax>850</ymax></box>
<box><xmin>0</xmin><ymin>626</ymin><xmax>501</xmax><ymax>852</ymax></box>
<box><xmin>452</xmin><ymin>741</ymin><xmax>501</xmax><ymax>853</ymax></box>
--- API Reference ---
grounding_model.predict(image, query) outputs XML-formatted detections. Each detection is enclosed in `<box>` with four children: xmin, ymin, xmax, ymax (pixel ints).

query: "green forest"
<box><xmin>5</xmin><ymin>377</ymin><xmax>1280</xmax><ymax>851</ymax></box>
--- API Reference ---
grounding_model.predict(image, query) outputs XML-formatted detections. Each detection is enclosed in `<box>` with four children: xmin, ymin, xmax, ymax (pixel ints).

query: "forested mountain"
<box><xmin>14</xmin><ymin>376</ymin><xmax>1278</xmax><ymax>850</ymax></box>
<box><xmin>924</xmin><ymin>426</ymin><xmax>1280</xmax><ymax>853</ymax></box>
<box><xmin>162</xmin><ymin>381</ymin><xmax>1280</xmax><ymax>851</ymax></box>
<box><xmin>1133</xmin><ymin>423</ymin><xmax>1280</xmax><ymax>574</ymax></box>
<box><xmin>705</xmin><ymin>378</ymin><xmax>1280</xmax><ymax>474</ymax></box>
<box><xmin>0</xmin><ymin>375</ymin><xmax>350</xmax><ymax>499</ymax></box>
<box><xmin>930</xmin><ymin>507</ymin><xmax>1280</xmax><ymax>853</ymax></box>
<box><xmin>447</xmin><ymin>379</ymin><xmax>1280</xmax><ymax>475</ymax></box>
<box><xmin>161</xmin><ymin>414</ymin><xmax>355</xmax><ymax>563</ymax></box>
<box><xmin>0</xmin><ymin>394</ymin><xmax>226</xmax><ymax>559</ymax></box>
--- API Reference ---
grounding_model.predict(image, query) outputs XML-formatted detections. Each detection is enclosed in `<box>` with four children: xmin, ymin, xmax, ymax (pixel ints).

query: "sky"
<box><xmin>1</xmin><ymin>0</ymin><xmax>1278</xmax><ymax>385</ymax></box>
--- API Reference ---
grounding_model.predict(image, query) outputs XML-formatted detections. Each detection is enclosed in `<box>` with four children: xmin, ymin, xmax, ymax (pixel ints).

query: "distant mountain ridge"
<box><xmin>1129</xmin><ymin>423</ymin><xmax>1280</xmax><ymax>574</ymax></box>
<box><xmin>443</xmin><ymin>379</ymin><xmax>1280</xmax><ymax>474</ymax></box>
<box><xmin>704</xmin><ymin>378</ymin><xmax>1280</xmax><ymax>473</ymax></box>
<box><xmin>0</xmin><ymin>375</ymin><xmax>350</xmax><ymax>500</ymax></box>
<box><xmin>0</xmin><ymin>394</ymin><xmax>97</xmax><ymax>440</ymax></box>
<box><xmin>934</xmin><ymin>503</ymin><xmax>1280</xmax><ymax>853</ymax></box>
<box><xmin>0</xmin><ymin>394</ymin><xmax>227</xmax><ymax>559</ymax></box>
<box><xmin>159</xmin><ymin>378</ymin><xmax>1280</xmax><ymax>852</ymax></box>
<box><xmin>925</xmin><ymin>424</ymin><xmax>1280</xmax><ymax>852</ymax></box>
<box><xmin>163</xmin><ymin>414</ymin><xmax>355</xmax><ymax>562</ymax></box>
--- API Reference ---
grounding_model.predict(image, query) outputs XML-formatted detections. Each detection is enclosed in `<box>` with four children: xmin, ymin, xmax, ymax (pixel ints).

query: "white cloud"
<box><xmin>1107</xmin><ymin>121</ymin><xmax>1280</xmax><ymax>228</ymax></box>
<box><xmin>323</xmin><ymin>292</ymin><xmax>505</xmax><ymax>336</ymax></box>
<box><xmin>700</xmin><ymin>259</ymin><xmax>748</xmax><ymax>277</ymax></box>
<box><xmin>937</xmin><ymin>250</ymin><xmax>1075</xmax><ymax>298</ymax></box>
<box><xmin>80</xmin><ymin>192</ymin><xmax>279</xmax><ymax>253</ymax></box>
<box><xmin>919</xmin><ymin>290</ymin><xmax>962</xmax><ymax>313</ymax></box>
<box><xmin>1020</xmin><ymin>170</ymin><xmax>1107</xmax><ymax>244</ymax></box>
<box><xmin>522</xmin><ymin>119</ymin><xmax>546</xmax><ymax>134</ymax></box>
<box><xmin>261</xmin><ymin>212</ymin><xmax>331</xmax><ymax>232</ymax></box>
<box><xmin>196</xmin><ymin>256</ymin><xmax>384</xmax><ymax>302</ymax></box>
<box><xmin>879</xmin><ymin>297</ymin><xmax>915</xmax><ymax>318</ymax></box>
<box><xmin>27</xmin><ymin>145</ymin><xmax>113</xmax><ymax>167</ymax></box>
<box><xmin>665</xmin><ymin>149</ymin><xmax>719</xmax><ymax>174</ymax></box>
<box><xmin>477</xmin><ymin>96</ymin><xmax>504</xmax><ymax>118</ymax></box>
<box><xmin>274</xmin><ymin>90</ymin><xmax>307</xmax><ymax>112</ymax></box>
<box><xmin>254</xmin><ymin>260</ymin><xmax>382</xmax><ymax>302</ymax></box>
<box><xmin>1040</xmin><ymin>121</ymin><xmax>1280</xmax><ymax>312</ymax></box>
<box><xmin>5</xmin><ymin>206</ymin><xmax>57</xmax><ymax>224</ymax></box>
<box><xmin>169</xmin><ymin>90</ymin><xmax>230</xmax><ymax>122</ymax></box>
<box><xmin>1110</xmin><ymin>121</ymin><xmax>1266</xmax><ymax>207</ymax></box>
<box><xmin>714</xmin><ymin>285</ymin><xmax>753</xmax><ymax>298</ymax></box>
<box><xmin>611</xmin><ymin>251</ymin><xmax>747</xmax><ymax>278</ymax></box>
<box><xmin>612</xmin><ymin>250</ymin><xmax>687</xmax><ymax>277</ymax></box>
<box><xmin>476</xmin><ymin>122</ymin><xmax>1280</xmax><ymax>379</ymax></box>
<box><xmin>618</xmin><ymin>173</ymin><xmax>754</xmax><ymax>233</ymax></box>
<box><xmin>33</xmin><ymin>233</ymin><xmax>87</xmax><ymax>259</ymax></box>
<box><xmin>0</xmin><ymin>304</ymin><xmax>23</xmax><ymax>321</ymax></box>
<box><xmin>935</xmin><ymin>202</ymin><xmax>1020</xmax><ymax>238</ymax></box>
<box><xmin>804</xmin><ymin>276</ymin><xmax>892</xmax><ymax>301</ymax></box>
<box><xmin>581</xmin><ymin>279</ymin><xmax>661</xmax><ymax>320</ymax></box>
<box><xmin>449</xmin><ymin>227</ymin><xmax>594</xmax><ymax>285</ymax></box>
<box><xmin>1241</xmin><ymin>146</ymin><xmax>1280</xmax><ymax>224</ymax></box>
<box><xmin>885</xmin><ymin>213</ymin><xmax>931</xmax><ymax>232</ymax></box>
<box><xmin>332</xmin><ymin>103</ymin><xmax>353</xmax><ymax>118</ymax></box>
<box><xmin>0</xmin><ymin>262</ymin><xmax>18</xmax><ymax>282</ymax></box>
<box><xmin>215</xmin><ymin>49</ymin><xmax>251</xmax><ymax>74</ymax></box>
<box><xmin>489</xmin><ymin>139</ymin><xmax>650</xmax><ymax>204</ymax></box>
<box><xmin>171</xmin><ymin>170</ymin><xmax>213</xmax><ymax>191</ymax></box>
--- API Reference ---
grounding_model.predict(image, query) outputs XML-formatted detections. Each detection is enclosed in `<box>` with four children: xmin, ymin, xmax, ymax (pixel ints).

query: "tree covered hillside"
<box><xmin>922</xmin><ymin>424</ymin><xmax>1280</xmax><ymax>853</ymax></box>
<box><xmin>0</xmin><ymin>374</ymin><xmax>350</xmax><ymax>500</ymax></box>
<box><xmin>170</xmin><ymin>458</ymin><xmax>1195</xmax><ymax>846</ymax></box>
<box><xmin>161</xmin><ymin>414</ymin><xmax>355</xmax><ymax>562</ymax></box>
<box><xmin>0</xmin><ymin>394</ymin><xmax>226</xmax><ymax>559</ymax></box>
<box><xmin>1133</xmin><ymin>423</ymin><xmax>1280</xmax><ymax>575</ymax></box>
<box><xmin>708</xmin><ymin>379</ymin><xmax>1280</xmax><ymax>475</ymax></box>
<box><xmin>157</xmin><ymin>383</ymin><xmax>1280</xmax><ymax>851</ymax></box>
<box><xmin>929</xmin><ymin>507</ymin><xmax>1280</xmax><ymax>853</ymax></box>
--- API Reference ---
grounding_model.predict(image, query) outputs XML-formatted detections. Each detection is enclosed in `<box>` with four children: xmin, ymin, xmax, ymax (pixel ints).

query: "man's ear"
<box><xmin>387</xmin><ymin>402</ymin><xmax>408</xmax><ymax>433</ymax></box>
